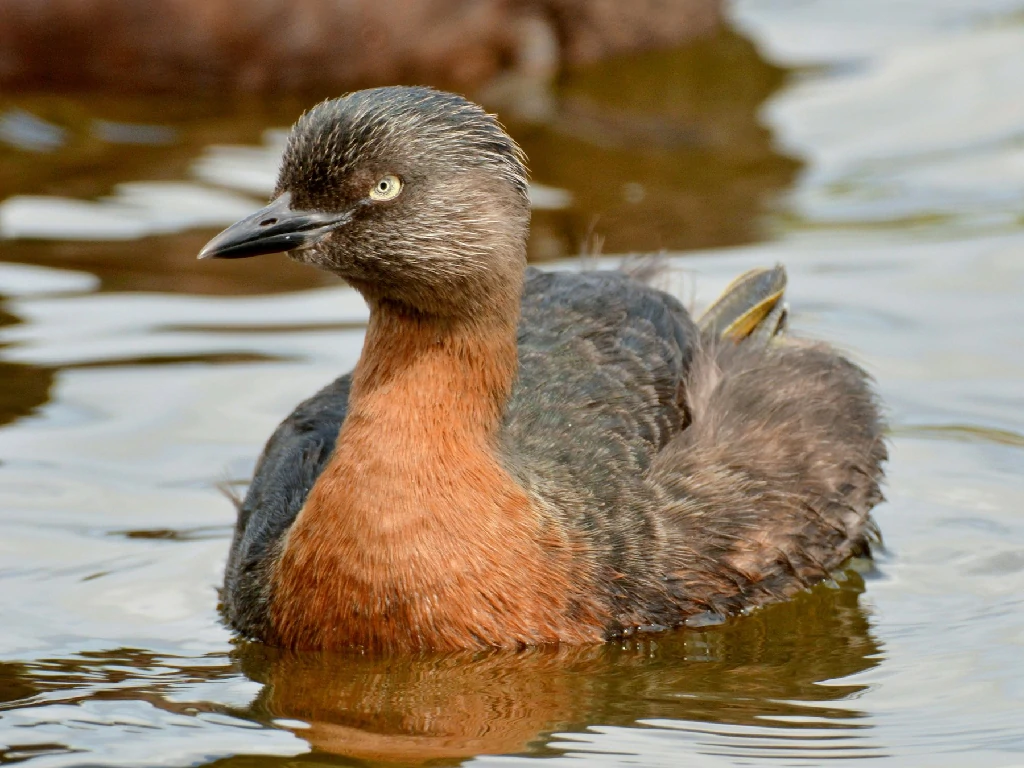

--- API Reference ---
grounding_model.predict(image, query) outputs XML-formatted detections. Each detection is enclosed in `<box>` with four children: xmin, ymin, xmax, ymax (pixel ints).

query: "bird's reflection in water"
<box><xmin>233</xmin><ymin>570</ymin><xmax>882</xmax><ymax>765</ymax></box>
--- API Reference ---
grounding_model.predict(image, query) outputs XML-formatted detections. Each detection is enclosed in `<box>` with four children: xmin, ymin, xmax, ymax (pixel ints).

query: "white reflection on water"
<box><xmin>1</xmin><ymin>700</ymin><xmax>304</xmax><ymax>766</ymax></box>
<box><xmin>734</xmin><ymin>0</ymin><xmax>1024</xmax><ymax>232</ymax></box>
<box><xmin>0</xmin><ymin>183</ymin><xmax>261</xmax><ymax>241</ymax></box>
<box><xmin>731</xmin><ymin>0</ymin><xmax>1024</xmax><ymax>66</ymax></box>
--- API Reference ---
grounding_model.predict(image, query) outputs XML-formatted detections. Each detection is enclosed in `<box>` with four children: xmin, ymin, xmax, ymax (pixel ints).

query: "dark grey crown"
<box><xmin>278</xmin><ymin>86</ymin><xmax>529</xmax><ymax>206</ymax></box>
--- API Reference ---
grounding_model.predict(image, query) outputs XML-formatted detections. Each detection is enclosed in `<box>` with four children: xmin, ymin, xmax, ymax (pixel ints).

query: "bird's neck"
<box><xmin>346</xmin><ymin>299</ymin><xmax>520</xmax><ymax>435</ymax></box>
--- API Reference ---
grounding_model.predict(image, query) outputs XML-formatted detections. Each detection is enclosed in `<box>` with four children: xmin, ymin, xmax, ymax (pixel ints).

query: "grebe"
<box><xmin>200</xmin><ymin>87</ymin><xmax>886</xmax><ymax>652</ymax></box>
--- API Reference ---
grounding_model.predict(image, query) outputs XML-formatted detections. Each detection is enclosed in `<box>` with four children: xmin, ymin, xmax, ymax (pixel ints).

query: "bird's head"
<box><xmin>200</xmin><ymin>87</ymin><xmax>530</xmax><ymax>316</ymax></box>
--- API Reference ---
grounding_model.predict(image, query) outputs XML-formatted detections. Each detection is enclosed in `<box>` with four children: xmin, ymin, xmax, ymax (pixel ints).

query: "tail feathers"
<box><xmin>650</xmin><ymin>339</ymin><xmax>887</xmax><ymax>615</ymax></box>
<box><xmin>698</xmin><ymin>265</ymin><xmax>788</xmax><ymax>344</ymax></box>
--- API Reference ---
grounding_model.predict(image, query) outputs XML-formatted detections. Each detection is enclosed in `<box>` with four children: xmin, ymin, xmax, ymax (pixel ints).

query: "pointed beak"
<box><xmin>198</xmin><ymin>192</ymin><xmax>355</xmax><ymax>260</ymax></box>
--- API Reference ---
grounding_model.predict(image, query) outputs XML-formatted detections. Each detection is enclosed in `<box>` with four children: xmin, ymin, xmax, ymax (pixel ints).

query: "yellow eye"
<box><xmin>369</xmin><ymin>174</ymin><xmax>403</xmax><ymax>201</ymax></box>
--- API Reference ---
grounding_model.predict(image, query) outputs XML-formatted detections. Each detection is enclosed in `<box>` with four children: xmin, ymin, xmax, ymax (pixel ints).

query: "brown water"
<box><xmin>2</xmin><ymin>4</ymin><xmax>1024</xmax><ymax>767</ymax></box>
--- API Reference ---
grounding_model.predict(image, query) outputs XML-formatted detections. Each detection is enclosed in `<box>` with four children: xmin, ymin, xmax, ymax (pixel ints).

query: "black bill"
<box><xmin>198</xmin><ymin>192</ymin><xmax>354</xmax><ymax>260</ymax></box>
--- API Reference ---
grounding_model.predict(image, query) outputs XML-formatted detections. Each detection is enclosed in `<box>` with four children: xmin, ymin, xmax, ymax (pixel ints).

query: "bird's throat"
<box><xmin>347</xmin><ymin>300</ymin><xmax>520</xmax><ymax>431</ymax></box>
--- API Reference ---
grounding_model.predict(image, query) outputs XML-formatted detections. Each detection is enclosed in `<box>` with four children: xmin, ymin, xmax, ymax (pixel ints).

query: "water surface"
<box><xmin>2</xmin><ymin>4</ymin><xmax>1024</xmax><ymax>767</ymax></box>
